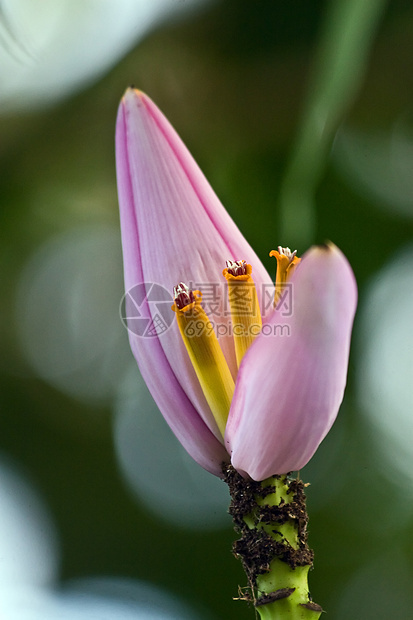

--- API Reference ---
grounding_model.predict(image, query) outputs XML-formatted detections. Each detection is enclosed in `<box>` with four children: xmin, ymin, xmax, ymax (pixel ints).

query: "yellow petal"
<box><xmin>269</xmin><ymin>247</ymin><xmax>301</xmax><ymax>305</ymax></box>
<box><xmin>172</xmin><ymin>289</ymin><xmax>234</xmax><ymax>438</ymax></box>
<box><xmin>223</xmin><ymin>261</ymin><xmax>262</xmax><ymax>367</ymax></box>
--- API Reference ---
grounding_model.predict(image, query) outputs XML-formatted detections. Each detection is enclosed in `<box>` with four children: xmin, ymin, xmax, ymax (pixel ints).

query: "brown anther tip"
<box><xmin>225</xmin><ymin>259</ymin><xmax>247</xmax><ymax>277</ymax></box>
<box><xmin>173</xmin><ymin>282</ymin><xmax>194</xmax><ymax>310</ymax></box>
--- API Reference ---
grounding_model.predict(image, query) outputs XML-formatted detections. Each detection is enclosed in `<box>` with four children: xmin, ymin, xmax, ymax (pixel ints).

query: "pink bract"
<box><xmin>116</xmin><ymin>89</ymin><xmax>357</xmax><ymax>480</ymax></box>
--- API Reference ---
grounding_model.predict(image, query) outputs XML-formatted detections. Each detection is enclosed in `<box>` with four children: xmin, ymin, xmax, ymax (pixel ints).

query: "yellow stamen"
<box><xmin>269</xmin><ymin>246</ymin><xmax>301</xmax><ymax>305</ymax></box>
<box><xmin>172</xmin><ymin>286</ymin><xmax>234</xmax><ymax>438</ymax></box>
<box><xmin>222</xmin><ymin>260</ymin><xmax>262</xmax><ymax>367</ymax></box>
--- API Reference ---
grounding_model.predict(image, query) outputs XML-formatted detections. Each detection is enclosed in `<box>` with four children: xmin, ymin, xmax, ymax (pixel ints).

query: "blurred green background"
<box><xmin>0</xmin><ymin>0</ymin><xmax>412</xmax><ymax>618</ymax></box>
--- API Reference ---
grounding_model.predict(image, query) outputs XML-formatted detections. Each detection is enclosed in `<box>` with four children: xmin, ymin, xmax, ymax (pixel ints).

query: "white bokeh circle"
<box><xmin>114</xmin><ymin>364</ymin><xmax>230</xmax><ymax>530</ymax></box>
<box><xmin>357</xmin><ymin>245</ymin><xmax>413</xmax><ymax>486</ymax></box>
<box><xmin>16</xmin><ymin>225</ymin><xmax>132</xmax><ymax>405</ymax></box>
<box><xmin>2</xmin><ymin>577</ymin><xmax>207</xmax><ymax>619</ymax></box>
<box><xmin>0</xmin><ymin>455</ymin><xmax>59</xmax><ymax>590</ymax></box>
<box><xmin>0</xmin><ymin>0</ymin><xmax>208</xmax><ymax>112</ymax></box>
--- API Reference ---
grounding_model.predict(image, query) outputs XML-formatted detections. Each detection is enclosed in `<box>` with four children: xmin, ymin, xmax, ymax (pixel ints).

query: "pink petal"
<box><xmin>116</xmin><ymin>88</ymin><xmax>271</xmax><ymax>470</ymax></box>
<box><xmin>225</xmin><ymin>244</ymin><xmax>357</xmax><ymax>480</ymax></box>
<box><xmin>116</xmin><ymin>106</ymin><xmax>227</xmax><ymax>474</ymax></box>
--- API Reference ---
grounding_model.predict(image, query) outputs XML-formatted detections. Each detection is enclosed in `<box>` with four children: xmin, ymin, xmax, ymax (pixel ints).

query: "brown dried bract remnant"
<box><xmin>300</xmin><ymin>602</ymin><xmax>324</xmax><ymax>612</ymax></box>
<box><xmin>256</xmin><ymin>588</ymin><xmax>296</xmax><ymax>606</ymax></box>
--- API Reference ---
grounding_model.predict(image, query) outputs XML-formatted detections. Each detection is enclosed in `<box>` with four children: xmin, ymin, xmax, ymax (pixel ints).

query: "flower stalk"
<box><xmin>224</xmin><ymin>464</ymin><xmax>323</xmax><ymax>619</ymax></box>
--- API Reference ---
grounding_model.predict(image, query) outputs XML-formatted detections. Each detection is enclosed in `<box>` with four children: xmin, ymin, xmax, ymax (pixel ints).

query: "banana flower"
<box><xmin>116</xmin><ymin>88</ymin><xmax>357</xmax><ymax>481</ymax></box>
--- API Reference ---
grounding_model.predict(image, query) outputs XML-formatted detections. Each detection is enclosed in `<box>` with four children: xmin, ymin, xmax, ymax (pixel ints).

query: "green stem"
<box><xmin>223</xmin><ymin>465</ymin><xmax>322</xmax><ymax>619</ymax></box>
